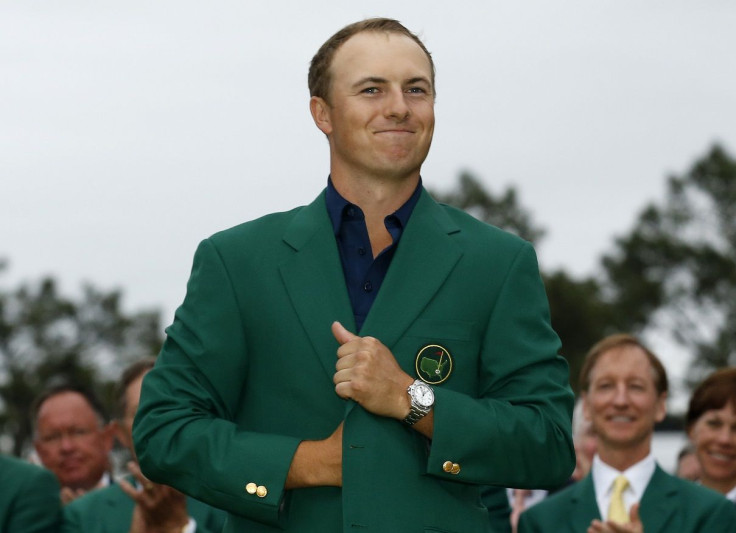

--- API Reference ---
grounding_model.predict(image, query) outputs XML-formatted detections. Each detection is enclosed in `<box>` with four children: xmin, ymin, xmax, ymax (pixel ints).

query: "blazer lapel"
<box><xmin>360</xmin><ymin>190</ymin><xmax>462</xmax><ymax>363</ymax></box>
<box><xmin>280</xmin><ymin>192</ymin><xmax>355</xmax><ymax>381</ymax></box>
<box><xmin>569</xmin><ymin>475</ymin><xmax>602</xmax><ymax>532</ymax></box>
<box><xmin>639</xmin><ymin>465</ymin><xmax>677</xmax><ymax>532</ymax></box>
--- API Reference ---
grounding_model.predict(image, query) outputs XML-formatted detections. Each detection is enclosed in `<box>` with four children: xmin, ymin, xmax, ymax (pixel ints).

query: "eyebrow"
<box><xmin>351</xmin><ymin>76</ymin><xmax>431</xmax><ymax>89</ymax></box>
<box><xmin>352</xmin><ymin>76</ymin><xmax>388</xmax><ymax>89</ymax></box>
<box><xmin>406</xmin><ymin>76</ymin><xmax>431</xmax><ymax>86</ymax></box>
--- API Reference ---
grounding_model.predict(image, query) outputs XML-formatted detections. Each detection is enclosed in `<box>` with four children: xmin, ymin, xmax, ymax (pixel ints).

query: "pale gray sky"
<box><xmin>2</xmin><ymin>1</ymin><xmax>735</xmax><ymax>397</ymax></box>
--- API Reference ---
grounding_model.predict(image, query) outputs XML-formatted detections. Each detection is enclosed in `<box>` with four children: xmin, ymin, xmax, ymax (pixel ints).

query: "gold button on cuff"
<box><xmin>256</xmin><ymin>485</ymin><xmax>268</xmax><ymax>498</ymax></box>
<box><xmin>442</xmin><ymin>461</ymin><xmax>454</xmax><ymax>473</ymax></box>
<box><xmin>245</xmin><ymin>483</ymin><xmax>257</xmax><ymax>494</ymax></box>
<box><xmin>450</xmin><ymin>463</ymin><xmax>461</xmax><ymax>475</ymax></box>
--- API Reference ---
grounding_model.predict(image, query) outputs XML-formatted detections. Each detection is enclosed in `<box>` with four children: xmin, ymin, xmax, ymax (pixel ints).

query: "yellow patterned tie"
<box><xmin>608</xmin><ymin>475</ymin><xmax>630</xmax><ymax>524</ymax></box>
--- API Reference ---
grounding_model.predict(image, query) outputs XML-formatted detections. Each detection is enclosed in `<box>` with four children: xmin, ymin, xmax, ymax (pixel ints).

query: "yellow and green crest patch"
<box><xmin>415</xmin><ymin>344</ymin><xmax>453</xmax><ymax>384</ymax></box>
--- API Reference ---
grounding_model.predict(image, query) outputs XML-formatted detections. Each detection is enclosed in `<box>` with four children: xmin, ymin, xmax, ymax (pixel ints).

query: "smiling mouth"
<box><xmin>608</xmin><ymin>415</ymin><xmax>635</xmax><ymax>422</ymax></box>
<box><xmin>708</xmin><ymin>451</ymin><xmax>736</xmax><ymax>462</ymax></box>
<box><xmin>375</xmin><ymin>129</ymin><xmax>414</xmax><ymax>134</ymax></box>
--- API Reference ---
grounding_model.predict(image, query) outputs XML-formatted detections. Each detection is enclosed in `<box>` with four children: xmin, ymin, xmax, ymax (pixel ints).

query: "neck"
<box><xmin>331</xmin><ymin>173</ymin><xmax>419</xmax><ymax>257</ymax></box>
<box><xmin>702</xmin><ymin>476</ymin><xmax>736</xmax><ymax>496</ymax></box>
<box><xmin>598</xmin><ymin>442</ymin><xmax>651</xmax><ymax>472</ymax></box>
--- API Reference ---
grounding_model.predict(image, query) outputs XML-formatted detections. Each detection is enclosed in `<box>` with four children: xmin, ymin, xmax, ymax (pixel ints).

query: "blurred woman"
<box><xmin>686</xmin><ymin>368</ymin><xmax>736</xmax><ymax>502</ymax></box>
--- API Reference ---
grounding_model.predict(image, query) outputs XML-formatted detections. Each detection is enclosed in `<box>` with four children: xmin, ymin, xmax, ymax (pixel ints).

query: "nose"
<box><xmin>715</xmin><ymin>425</ymin><xmax>736</xmax><ymax>445</ymax></box>
<box><xmin>612</xmin><ymin>384</ymin><xmax>629</xmax><ymax>407</ymax></box>
<box><xmin>383</xmin><ymin>87</ymin><xmax>410</xmax><ymax>120</ymax></box>
<box><xmin>59</xmin><ymin>433</ymin><xmax>77</xmax><ymax>451</ymax></box>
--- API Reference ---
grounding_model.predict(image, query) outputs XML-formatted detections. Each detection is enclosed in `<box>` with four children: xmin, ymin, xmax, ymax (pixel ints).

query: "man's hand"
<box><xmin>588</xmin><ymin>504</ymin><xmax>643</xmax><ymax>533</ymax></box>
<box><xmin>119</xmin><ymin>461</ymin><xmax>190</xmax><ymax>533</ymax></box>
<box><xmin>60</xmin><ymin>487</ymin><xmax>87</xmax><ymax>505</ymax></box>
<box><xmin>332</xmin><ymin>321</ymin><xmax>413</xmax><ymax>419</ymax></box>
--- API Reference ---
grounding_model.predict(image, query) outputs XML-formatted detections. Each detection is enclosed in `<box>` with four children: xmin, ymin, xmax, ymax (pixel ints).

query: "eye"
<box><xmin>40</xmin><ymin>433</ymin><xmax>61</xmax><ymax>444</ymax></box>
<box><xmin>407</xmin><ymin>86</ymin><xmax>426</xmax><ymax>94</ymax></box>
<box><xmin>361</xmin><ymin>87</ymin><xmax>379</xmax><ymax>94</ymax></box>
<box><xmin>72</xmin><ymin>427</ymin><xmax>92</xmax><ymax>437</ymax></box>
<box><xmin>706</xmin><ymin>418</ymin><xmax>722</xmax><ymax>429</ymax></box>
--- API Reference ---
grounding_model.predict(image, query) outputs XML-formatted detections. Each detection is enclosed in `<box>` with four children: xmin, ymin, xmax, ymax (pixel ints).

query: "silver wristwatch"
<box><xmin>403</xmin><ymin>379</ymin><xmax>435</xmax><ymax>425</ymax></box>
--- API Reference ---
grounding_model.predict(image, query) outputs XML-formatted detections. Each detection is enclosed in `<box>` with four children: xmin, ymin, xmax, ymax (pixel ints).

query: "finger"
<box><xmin>118</xmin><ymin>477</ymin><xmax>141</xmax><ymax>501</ymax></box>
<box><xmin>60</xmin><ymin>487</ymin><xmax>78</xmax><ymax>505</ymax></box>
<box><xmin>334</xmin><ymin>380</ymin><xmax>353</xmax><ymax>400</ymax></box>
<box><xmin>335</xmin><ymin>352</ymin><xmax>355</xmax><ymax>372</ymax></box>
<box><xmin>127</xmin><ymin>461</ymin><xmax>155</xmax><ymax>492</ymax></box>
<box><xmin>332</xmin><ymin>321</ymin><xmax>358</xmax><ymax>346</ymax></box>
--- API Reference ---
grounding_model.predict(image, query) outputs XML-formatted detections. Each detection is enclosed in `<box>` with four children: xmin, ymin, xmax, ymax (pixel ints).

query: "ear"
<box><xmin>581</xmin><ymin>392</ymin><xmax>591</xmax><ymax>421</ymax></box>
<box><xmin>102</xmin><ymin>422</ymin><xmax>117</xmax><ymax>452</ymax></box>
<box><xmin>33</xmin><ymin>438</ymin><xmax>43</xmax><ymax>458</ymax></box>
<box><xmin>654</xmin><ymin>392</ymin><xmax>667</xmax><ymax>423</ymax></box>
<box><xmin>310</xmin><ymin>96</ymin><xmax>333</xmax><ymax>136</ymax></box>
<box><xmin>110</xmin><ymin>420</ymin><xmax>129</xmax><ymax>449</ymax></box>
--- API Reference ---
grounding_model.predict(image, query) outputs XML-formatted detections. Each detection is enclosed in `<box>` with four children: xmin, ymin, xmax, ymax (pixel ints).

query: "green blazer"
<box><xmin>60</xmin><ymin>478</ymin><xmax>227</xmax><ymax>533</ymax></box>
<box><xmin>0</xmin><ymin>455</ymin><xmax>61</xmax><ymax>533</ymax></box>
<box><xmin>133</xmin><ymin>189</ymin><xmax>575</xmax><ymax>533</ymax></box>
<box><xmin>518</xmin><ymin>465</ymin><xmax>736</xmax><ymax>532</ymax></box>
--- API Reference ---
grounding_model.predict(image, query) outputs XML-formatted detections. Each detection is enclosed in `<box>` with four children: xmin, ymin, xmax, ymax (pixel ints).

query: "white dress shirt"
<box><xmin>725</xmin><ymin>484</ymin><xmax>736</xmax><ymax>504</ymax></box>
<box><xmin>592</xmin><ymin>453</ymin><xmax>656</xmax><ymax>521</ymax></box>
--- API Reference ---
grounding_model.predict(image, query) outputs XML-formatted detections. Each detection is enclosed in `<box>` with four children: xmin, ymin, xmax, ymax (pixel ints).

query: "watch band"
<box><xmin>403</xmin><ymin>402</ymin><xmax>430</xmax><ymax>425</ymax></box>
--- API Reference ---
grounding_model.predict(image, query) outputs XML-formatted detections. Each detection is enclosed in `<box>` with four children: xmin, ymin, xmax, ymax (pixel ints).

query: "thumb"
<box><xmin>331</xmin><ymin>321</ymin><xmax>358</xmax><ymax>345</ymax></box>
<box><xmin>629</xmin><ymin>502</ymin><xmax>641</xmax><ymax>524</ymax></box>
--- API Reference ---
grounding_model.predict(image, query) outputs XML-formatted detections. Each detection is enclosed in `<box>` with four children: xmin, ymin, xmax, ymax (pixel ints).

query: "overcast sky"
<box><xmin>2</xmin><ymin>1</ymin><xmax>735</xmax><ymax>397</ymax></box>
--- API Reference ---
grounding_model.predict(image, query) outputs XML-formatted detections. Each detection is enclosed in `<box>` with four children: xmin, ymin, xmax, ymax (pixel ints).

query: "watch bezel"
<box><xmin>412</xmin><ymin>381</ymin><xmax>434</xmax><ymax>407</ymax></box>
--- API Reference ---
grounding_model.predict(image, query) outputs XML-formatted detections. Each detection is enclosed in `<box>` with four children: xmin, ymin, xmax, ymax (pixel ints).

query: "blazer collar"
<box><xmin>569</xmin><ymin>474</ymin><xmax>602</xmax><ymax>531</ymax></box>
<box><xmin>638</xmin><ymin>465</ymin><xmax>678</xmax><ymax>531</ymax></box>
<box><xmin>359</xmin><ymin>189</ymin><xmax>462</xmax><ymax>357</ymax></box>
<box><xmin>569</xmin><ymin>464</ymin><xmax>676</xmax><ymax>532</ymax></box>
<box><xmin>279</xmin><ymin>188</ymin><xmax>462</xmax><ymax>387</ymax></box>
<box><xmin>280</xmin><ymin>191</ymin><xmax>355</xmax><ymax>380</ymax></box>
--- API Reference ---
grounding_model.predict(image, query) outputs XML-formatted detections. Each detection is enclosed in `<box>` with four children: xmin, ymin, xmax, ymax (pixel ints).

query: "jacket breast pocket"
<box><xmin>398</xmin><ymin>319</ymin><xmax>481</xmax><ymax>395</ymax></box>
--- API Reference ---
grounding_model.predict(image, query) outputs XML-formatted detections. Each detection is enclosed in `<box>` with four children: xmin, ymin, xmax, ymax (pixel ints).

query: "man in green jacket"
<box><xmin>62</xmin><ymin>359</ymin><xmax>226</xmax><ymax>533</ymax></box>
<box><xmin>0</xmin><ymin>454</ymin><xmax>61</xmax><ymax>533</ymax></box>
<box><xmin>518</xmin><ymin>334</ymin><xmax>736</xmax><ymax>533</ymax></box>
<box><xmin>133</xmin><ymin>17</ymin><xmax>575</xmax><ymax>533</ymax></box>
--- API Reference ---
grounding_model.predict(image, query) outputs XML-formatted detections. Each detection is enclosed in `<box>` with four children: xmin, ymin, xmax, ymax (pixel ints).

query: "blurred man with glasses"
<box><xmin>33</xmin><ymin>385</ymin><xmax>115</xmax><ymax>504</ymax></box>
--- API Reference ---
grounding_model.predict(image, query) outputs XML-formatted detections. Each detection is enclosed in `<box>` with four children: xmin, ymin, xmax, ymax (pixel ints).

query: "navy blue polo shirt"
<box><xmin>325</xmin><ymin>178</ymin><xmax>422</xmax><ymax>331</ymax></box>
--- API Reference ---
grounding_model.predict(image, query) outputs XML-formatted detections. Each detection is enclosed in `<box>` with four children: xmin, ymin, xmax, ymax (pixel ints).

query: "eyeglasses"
<box><xmin>37</xmin><ymin>427</ymin><xmax>98</xmax><ymax>446</ymax></box>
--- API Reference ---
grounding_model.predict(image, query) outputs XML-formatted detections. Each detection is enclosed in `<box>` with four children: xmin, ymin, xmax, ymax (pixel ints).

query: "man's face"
<box><xmin>311</xmin><ymin>31</ymin><xmax>435</xmax><ymax>182</ymax></box>
<box><xmin>582</xmin><ymin>345</ymin><xmax>666</xmax><ymax>455</ymax></box>
<box><xmin>34</xmin><ymin>391</ymin><xmax>114</xmax><ymax>490</ymax></box>
<box><xmin>116</xmin><ymin>372</ymin><xmax>145</xmax><ymax>455</ymax></box>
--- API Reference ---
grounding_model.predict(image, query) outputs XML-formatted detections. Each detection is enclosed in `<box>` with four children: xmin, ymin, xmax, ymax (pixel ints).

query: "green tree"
<box><xmin>602</xmin><ymin>144</ymin><xmax>736</xmax><ymax>384</ymax></box>
<box><xmin>0</xmin><ymin>266</ymin><xmax>162</xmax><ymax>456</ymax></box>
<box><xmin>543</xmin><ymin>271</ymin><xmax>618</xmax><ymax>392</ymax></box>
<box><xmin>431</xmin><ymin>171</ymin><xmax>546</xmax><ymax>245</ymax></box>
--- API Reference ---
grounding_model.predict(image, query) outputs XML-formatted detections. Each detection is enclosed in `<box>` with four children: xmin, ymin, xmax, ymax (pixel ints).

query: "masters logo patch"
<box><xmin>415</xmin><ymin>344</ymin><xmax>453</xmax><ymax>384</ymax></box>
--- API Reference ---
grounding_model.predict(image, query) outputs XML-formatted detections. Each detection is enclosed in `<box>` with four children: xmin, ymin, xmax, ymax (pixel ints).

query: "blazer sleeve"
<box><xmin>427</xmin><ymin>242</ymin><xmax>575</xmax><ymax>488</ymax></box>
<box><xmin>133</xmin><ymin>238</ymin><xmax>301</xmax><ymax>528</ymax></box>
<box><xmin>8</xmin><ymin>464</ymin><xmax>62</xmax><ymax>533</ymax></box>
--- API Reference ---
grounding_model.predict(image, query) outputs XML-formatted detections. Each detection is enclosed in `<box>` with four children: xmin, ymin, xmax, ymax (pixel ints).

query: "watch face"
<box><xmin>413</xmin><ymin>383</ymin><xmax>435</xmax><ymax>407</ymax></box>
